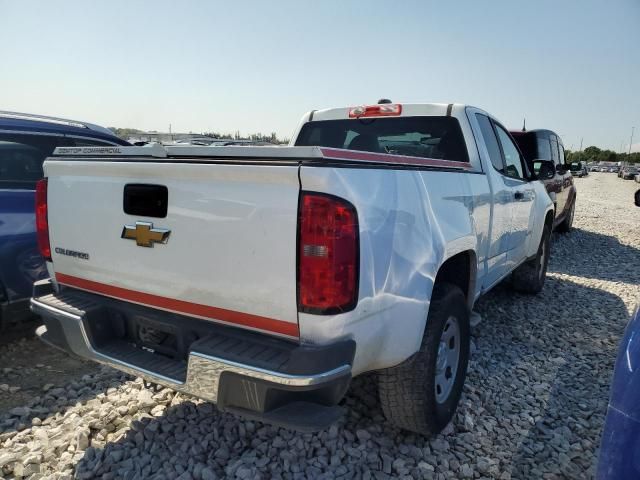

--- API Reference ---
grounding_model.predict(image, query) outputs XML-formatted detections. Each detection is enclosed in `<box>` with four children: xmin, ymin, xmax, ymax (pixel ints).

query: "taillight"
<box><xmin>298</xmin><ymin>192</ymin><xmax>359</xmax><ymax>314</ymax></box>
<box><xmin>349</xmin><ymin>103</ymin><xmax>402</xmax><ymax>118</ymax></box>
<box><xmin>35</xmin><ymin>179</ymin><xmax>51</xmax><ymax>260</ymax></box>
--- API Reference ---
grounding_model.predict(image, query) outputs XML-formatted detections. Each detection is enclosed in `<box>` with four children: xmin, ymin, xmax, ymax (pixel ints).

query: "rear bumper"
<box><xmin>31</xmin><ymin>279</ymin><xmax>355</xmax><ymax>431</ymax></box>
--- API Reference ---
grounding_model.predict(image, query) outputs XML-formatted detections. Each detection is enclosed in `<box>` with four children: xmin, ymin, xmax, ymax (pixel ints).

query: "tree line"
<box><xmin>109</xmin><ymin>128</ymin><xmax>289</xmax><ymax>144</ymax></box>
<box><xmin>566</xmin><ymin>146</ymin><xmax>640</xmax><ymax>165</ymax></box>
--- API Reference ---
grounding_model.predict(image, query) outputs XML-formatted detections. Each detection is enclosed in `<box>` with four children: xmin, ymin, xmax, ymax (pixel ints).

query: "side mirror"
<box><xmin>635</xmin><ymin>189</ymin><xmax>640</xmax><ymax>207</ymax></box>
<box><xmin>533</xmin><ymin>160</ymin><xmax>556</xmax><ymax>180</ymax></box>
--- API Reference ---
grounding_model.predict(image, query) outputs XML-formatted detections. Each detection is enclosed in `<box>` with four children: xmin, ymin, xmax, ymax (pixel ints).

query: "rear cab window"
<box><xmin>295</xmin><ymin>116</ymin><xmax>470</xmax><ymax>163</ymax></box>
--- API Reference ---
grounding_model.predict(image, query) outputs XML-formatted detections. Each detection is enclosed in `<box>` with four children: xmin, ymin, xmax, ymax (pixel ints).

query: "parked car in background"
<box><xmin>0</xmin><ymin>111</ymin><xmax>129</xmax><ymax>331</ymax></box>
<box><xmin>32</xmin><ymin>102</ymin><xmax>555</xmax><ymax>435</ymax></box>
<box><xmin>570</xmin><ymin>162</ymin><xmax>588</xmax><ymax>177</ymax></box>
<box><xmin>511</xmin><ymin>129</ymin><xmax>576</xmax><ymax>232</ymax></box>
<box><xmin>622</xmin><ymin>166</ymin><xmax>638</xmax><ymax>180</ymax></box>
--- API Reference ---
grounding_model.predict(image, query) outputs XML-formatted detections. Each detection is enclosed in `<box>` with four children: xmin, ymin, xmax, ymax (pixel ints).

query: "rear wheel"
<box><xmin>378</xmin><ymin>283</ymin><xmax>470</xmax><ymax>436</ymax></box>
<box><xmin>511</xmin><ymin>222</ymin><xmax>551</xmax><ymax>294</ymax></box>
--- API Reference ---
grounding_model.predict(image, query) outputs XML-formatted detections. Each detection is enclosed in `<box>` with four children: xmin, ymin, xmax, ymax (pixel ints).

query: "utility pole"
<box><xmin>169</xmin><ymin>123</ymin><xmax>172</xmax><ymax>142</ymax></box>
<box><xmin>629</xmin><ymin>126</ymin><xmax>635</xmax><ymax>156</ymax></box>
<box><xmin>579</xmin><ymin>138</ymin><xmax>583</xmax><ymax>152</ymax></box>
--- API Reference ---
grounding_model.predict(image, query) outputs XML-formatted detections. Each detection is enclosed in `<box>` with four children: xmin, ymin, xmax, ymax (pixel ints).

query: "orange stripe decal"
<box><xmin>55</xmin><ymin>272</ymin><xmax>299</xmax><ymax>338</ymax></box>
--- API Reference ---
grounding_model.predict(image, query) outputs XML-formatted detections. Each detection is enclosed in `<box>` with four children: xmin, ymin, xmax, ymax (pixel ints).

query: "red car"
<box><xmin>510</xmin><ymin>129</ymin><xmax>576</xmax><ymax>232</ymax></box>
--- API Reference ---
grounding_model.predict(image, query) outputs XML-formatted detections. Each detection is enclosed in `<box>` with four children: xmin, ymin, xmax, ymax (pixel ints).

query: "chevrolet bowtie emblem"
<box><xmin>121</xmin><ymin>222</ymin><xmax>170</xmax><ymax>248</ymax></box>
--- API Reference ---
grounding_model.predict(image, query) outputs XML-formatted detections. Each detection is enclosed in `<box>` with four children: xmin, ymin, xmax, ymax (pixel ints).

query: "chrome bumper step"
<box><xmin>31</xmin><ymin>279</ymin><xmax>355</xmax><ymax>431</ymax></box>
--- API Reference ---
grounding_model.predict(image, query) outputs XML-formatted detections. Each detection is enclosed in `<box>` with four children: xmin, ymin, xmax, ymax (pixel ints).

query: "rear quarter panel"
<box><xmin>299</xmin><ymin>166</ymin><xmax>490</xmax><ymax>374</ymax></box>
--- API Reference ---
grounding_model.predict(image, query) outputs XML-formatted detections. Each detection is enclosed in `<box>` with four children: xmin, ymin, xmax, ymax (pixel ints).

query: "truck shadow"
<box><xmin>0</xmin><ymin>352</ymin><xmax>116</xmax><ymax>436</ymax></box>
<box><xmin>471</xmin><ymin>277</ymin><xmax>629</xmax><ymax>479</ymax></box>
<box><xmin>68</xmin><ymin>276</ymin><xmax>629</xmax><ymax>479</ymax></box>
<box><xmin>548</xmin><ymin>228</ymin><xmax>640</xmax><ymax>284</ymax></box>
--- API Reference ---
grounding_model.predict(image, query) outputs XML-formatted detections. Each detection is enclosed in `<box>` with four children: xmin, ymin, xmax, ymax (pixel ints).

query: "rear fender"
<box><xmin>298</xmin><ymin>166</ymin><xmax>481</xmax><ymax>373</ymax></box>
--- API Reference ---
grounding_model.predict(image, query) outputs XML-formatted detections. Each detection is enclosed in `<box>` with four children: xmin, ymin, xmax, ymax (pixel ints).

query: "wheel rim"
<box><xmin>435</xmin><ymin>315</ymin><xmax>461</xmax><ymax>404</ymax></box>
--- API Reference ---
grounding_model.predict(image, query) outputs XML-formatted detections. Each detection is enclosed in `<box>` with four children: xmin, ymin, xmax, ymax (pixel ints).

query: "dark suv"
<box><xmin>0</xmin><ymin>111</ymin><xmax>129</xmax><ymax>330</ymax></box>
<box><xmin>510</xmin><ymin>129</ymin><xmax>576</xmax><ymax>232</ymax></box>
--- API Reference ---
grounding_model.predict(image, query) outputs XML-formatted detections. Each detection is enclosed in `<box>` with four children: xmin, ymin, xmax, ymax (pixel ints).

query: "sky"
<box><xmin>0</xmin><ymin>0</ymin><xmax>638</xmax><ymax>151</ymax></box>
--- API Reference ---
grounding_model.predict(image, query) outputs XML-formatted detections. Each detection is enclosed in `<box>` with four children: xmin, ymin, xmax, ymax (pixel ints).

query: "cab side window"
<box><xmin>558</xmin><ymin>143</ymin><xmax>566</xmax><ymax>168</ymax></box>
<box><xmin>475</xmin><ymin>114</ymin><xmax>504</xmax><ymax>173</ymax></box>
<box><xmin>494</xmin><ymin>125</ymin><xmax>525</xmax><ymax>180</ymax></box>
<box><xmin>536</xmin><ymin>138</ymin><xmax>552</xmax><ymax>160</ymax></box>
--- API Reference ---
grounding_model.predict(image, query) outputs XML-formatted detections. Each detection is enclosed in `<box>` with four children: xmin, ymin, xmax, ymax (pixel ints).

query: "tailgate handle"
<box><xmin>123</xmin><ymin>184</ymin><xmax>168</xmax><ymax>218</ymax></box>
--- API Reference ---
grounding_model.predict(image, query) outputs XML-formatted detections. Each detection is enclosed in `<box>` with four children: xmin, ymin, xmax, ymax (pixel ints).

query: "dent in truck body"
<box><xmin>298</xmin><ymin>166</ymin><xmax>490</xmax><ymax>374</ymax></box>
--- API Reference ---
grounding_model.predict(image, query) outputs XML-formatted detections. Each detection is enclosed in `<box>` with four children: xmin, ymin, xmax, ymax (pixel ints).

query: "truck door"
<box><xmin>472</xmin><ymin>113</ymin><xmax>513</xmax><ymax>287</ymax></box>
<box><xmin>549</xmin><ymin>134</ymin><xmax>565</xmax><ymax>216</ymax></box>
<box><xmin>492</xmin><ymin>124</ymin><xmax>536</xmax><ymax>270</ymax></box>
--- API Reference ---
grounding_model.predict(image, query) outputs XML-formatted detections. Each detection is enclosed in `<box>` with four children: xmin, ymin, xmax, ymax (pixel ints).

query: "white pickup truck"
<box><xmin>31</xmin><ymin>102</ymin><xmax>555</xmax><ymax>435</ymax></box>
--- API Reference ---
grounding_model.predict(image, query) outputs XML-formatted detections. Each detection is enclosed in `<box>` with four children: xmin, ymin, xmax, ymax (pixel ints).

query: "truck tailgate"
<box><xmin>44</xmin><ymin>160</ymin><xmax>300</xmax><ymax>338</ymax></box>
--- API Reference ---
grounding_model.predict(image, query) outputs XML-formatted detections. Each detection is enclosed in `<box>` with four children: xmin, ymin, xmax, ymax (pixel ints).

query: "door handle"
<box><xmin>514</xmin><ymin>191</ymin><xmax>524</xmax><ymax>200</ymax></box>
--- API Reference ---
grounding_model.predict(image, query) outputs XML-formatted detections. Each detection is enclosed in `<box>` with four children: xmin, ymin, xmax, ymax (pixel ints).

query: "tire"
<box><xmin>511</xmin><ymin>222</ymin><xmax>551</xmax><ymax>294</ymax></box>
<box><xmin>378</xmin><ymin>283</ymin><xmax>470</xmax><ymax>436</ymax></box>
<box><xmin>556</xmin><ymin>200</ymin><xmax>575</xmax><ymax>233</ymax></box>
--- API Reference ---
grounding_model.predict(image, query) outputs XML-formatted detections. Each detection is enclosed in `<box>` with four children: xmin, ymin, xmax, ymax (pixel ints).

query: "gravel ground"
<box><xmin>1</xmin><ymin>172</ymin><xmax>638</xmax><ymax>480</ymax></box>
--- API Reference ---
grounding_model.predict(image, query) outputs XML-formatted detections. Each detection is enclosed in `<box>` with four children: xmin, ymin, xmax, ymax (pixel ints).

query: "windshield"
<box><xmin>295</xmin><ymin>116</ymin><xmax>469</xmax><ymax>163</ymax></box>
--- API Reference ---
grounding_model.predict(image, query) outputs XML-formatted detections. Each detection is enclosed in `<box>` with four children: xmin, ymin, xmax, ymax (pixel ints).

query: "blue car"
<box><xmin>598</xmin><ymin>189</ymin><xmax>640</xmax><ymax>478</ymax></box>
<box><xmin>0</xmin><ymin>111</ymin><xmax>129</xmax><ymax>330</ymax></box>
<box><xmin>599</xmin><ymin>305</ymin><xmax>640</xmax><ymax>478</ymax></box>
